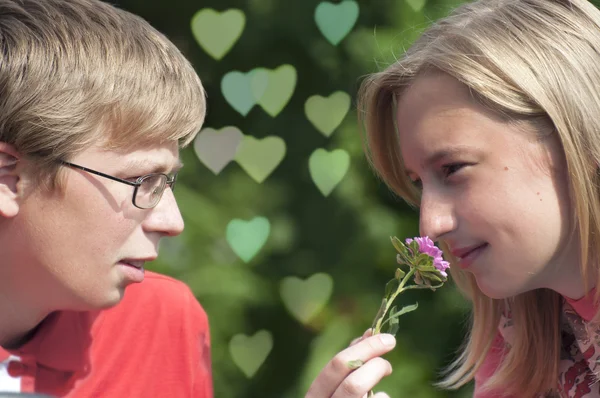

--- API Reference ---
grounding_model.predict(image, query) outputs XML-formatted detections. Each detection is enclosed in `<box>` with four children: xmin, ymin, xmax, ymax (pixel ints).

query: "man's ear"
<box><xmin>0</xmin><ymin>143</ymin><xmax>20</xmax><ymax>218</ymax></box>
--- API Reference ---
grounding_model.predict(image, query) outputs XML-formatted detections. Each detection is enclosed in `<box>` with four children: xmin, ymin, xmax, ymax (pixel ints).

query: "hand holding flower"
<box><xmin>305</xmin><ymin>236</ymin><xmax>450</xmax><ymax>398</ymax></box>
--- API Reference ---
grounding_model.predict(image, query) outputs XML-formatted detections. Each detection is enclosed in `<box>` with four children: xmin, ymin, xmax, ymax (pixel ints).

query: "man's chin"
<box><xmin>85</xmin><ymin>288</ymin><xmax>126</xmax><ymax>310</ymax></box>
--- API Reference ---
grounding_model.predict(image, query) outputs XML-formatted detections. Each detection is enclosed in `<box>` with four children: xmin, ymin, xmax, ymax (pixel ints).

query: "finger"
<box><xmin>349</xmin><ymin>329</ymin><xmax>373</xmax><ymax>347</ymax></box>
<box><xmin>331</xmin><ymin>357</ymin><xmax>393</xmax><ymax>398</ymax></box>
<box><xmin>305</xmin><ymin>334</ymin><xmax>396</xmax><ymax>398</ymax></box>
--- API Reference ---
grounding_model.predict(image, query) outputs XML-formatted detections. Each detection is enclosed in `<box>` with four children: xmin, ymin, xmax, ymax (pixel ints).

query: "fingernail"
<box><xmin>380</xmin><ymin>334</ymin><xmax>395</xmax><ymax>346</ymax></box>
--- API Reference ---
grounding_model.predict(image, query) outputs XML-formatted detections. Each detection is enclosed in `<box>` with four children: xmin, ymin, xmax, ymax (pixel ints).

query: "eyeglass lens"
<box><xmin>135</xmin><ymin>174</ymin><xmax>167</xmax><ymax>208</ymax></box>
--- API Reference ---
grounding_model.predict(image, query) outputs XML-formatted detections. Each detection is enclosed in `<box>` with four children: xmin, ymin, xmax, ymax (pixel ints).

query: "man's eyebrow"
<box><xmin>404</xmin><ymin>146</ymin><xmax>472</xmax><ymax>175</ymax></box>
<box><xmin>122</xmin><ymin>158</ymin><xmax>184</xmax><ymax>174</ymax></box>
<box><xmin>172</xmin><ymin>160</ymin><xmax>184</xmax><ymax>173</ymax></box>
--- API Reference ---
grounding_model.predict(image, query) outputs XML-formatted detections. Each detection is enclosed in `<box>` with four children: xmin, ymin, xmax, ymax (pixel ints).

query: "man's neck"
<box><xmin>2</xmin><ymin>320</ymin><xmax>47</xmax><ymax>349</ymax></box>
<box><xmin>0</xmin><ymin>291</ymin><xmax>49</xmax><ymax>349</ymax></box>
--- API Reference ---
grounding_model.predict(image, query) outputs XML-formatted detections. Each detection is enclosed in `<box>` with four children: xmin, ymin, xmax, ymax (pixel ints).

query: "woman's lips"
<box><xmin>454</xmin><ymin>243</ymin><xmax>488</xmax><ymax>270</ymax></box>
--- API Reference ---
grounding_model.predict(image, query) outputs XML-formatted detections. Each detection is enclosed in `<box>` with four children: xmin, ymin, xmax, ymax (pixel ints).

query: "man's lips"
<box><xmin>119</xmin><ymin>257</ymin><xmax>156</xmax><ymax>269</ymax></box>
<box><xmin>121</xmin><ymin>261</ymin><xmax>143</xmax><ymax>269</ymax></box>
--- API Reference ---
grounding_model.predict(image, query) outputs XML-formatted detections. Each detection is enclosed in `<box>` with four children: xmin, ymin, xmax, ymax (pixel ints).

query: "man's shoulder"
<box><xmin>66</xmin><ymin>276</ymin><xmax>212</xmax><ymax>397</ymax></box>
<box><xmin>122</xmin><ymin>270</ymin><xmax>196</xmax><ymax>304</ymax></box>
<box><xmin>99</xmin><ymin>270</ymin><xmax>208</xmax><ymax>328</ymax></box>
<box><xmin>128</xmin><ymin>270</ymin><xmax>191</xmax><ymax>295</ymax></box>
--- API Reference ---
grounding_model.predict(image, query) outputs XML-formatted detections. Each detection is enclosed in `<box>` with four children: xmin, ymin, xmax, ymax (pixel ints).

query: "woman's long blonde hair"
<box><xmin>358</xmin><ymin>0</ymin><xmax>600</xmax><ymax>395</ymax></box>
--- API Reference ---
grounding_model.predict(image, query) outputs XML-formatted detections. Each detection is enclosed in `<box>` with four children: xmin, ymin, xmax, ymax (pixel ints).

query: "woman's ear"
<box><xmin>0</xmin><ymin>143</ymin><xmax>21</xmax><ymax>218</ymax></box>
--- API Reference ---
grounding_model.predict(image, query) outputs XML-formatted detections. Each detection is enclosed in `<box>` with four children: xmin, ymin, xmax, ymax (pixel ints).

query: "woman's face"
<box><xmin>395</xmin><ymin>72</ymin><xmax>583</xmax><ymax>299</ymax></box>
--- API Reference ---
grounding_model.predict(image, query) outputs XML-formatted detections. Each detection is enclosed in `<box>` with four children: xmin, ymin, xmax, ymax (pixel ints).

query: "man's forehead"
<box><xmin>97</xmin><ymin>142</ymin><xmax>182</xmax><ymax>172</ymax></box>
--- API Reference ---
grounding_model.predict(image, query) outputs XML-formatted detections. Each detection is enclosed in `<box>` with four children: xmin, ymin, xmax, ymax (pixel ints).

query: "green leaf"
<box><xmin>384</xmin><ymin>278</ymin><xmax>399</xmax><ymax>298</ymax></box>
<box><xmin>371</xmin><ymin>298</ymin><xmax>387</xmax><ymax>330</ymax></box>
<box><xmin>416</xmin><ymin>253</ymin><xmax>433</xmax><ymax>267</ymax></box>
<box><xmin>387</xmin><ymin>303</ymin><xmax>419</xmax><ymax>322</ymax></box>
<box><xmin>413</xmin><ymin>272</ymin><xmax>424</xmax><ymax>286</ymax></box>
<box><xmin>347</xmin><ymin>359</ymin><xmax>364</xmax><ymax>369</ymax></box>
<box><xmin>388</xmin><ymin>305</ymin><xmax>397</xmax><ymax>318</ymax></box>
<box><xmin>380</xmin><ymin>303</ymin><xmax>419</xmax><ymax>332</ymax></box>
<box><xmin>428</xmin><ymin>282</ymin><xmax>445</xmax><ymax>290</ymax></box>
<box><xmin>388</xmin><ymin>317</ymin><xmax>400</xmax><ymax>336</ymax></box>
<box><xmin>415</xmin><ymin>264</ymin><xmax>438</xmax><ymax>274</ymax></box>
<box><xmin>408</xmin><ymin>241</ymin><xmax>420</xmax><ymax>257</ymax></box>
<box><xmin>390</xmin><ymin>236</ymin><xmax>408</xmax><ymax>256</ymax></box>
<box><xmin>420</xmin><ymin>271</ymin><xmax>443</xmax><ymax>283</ymax></box>
<box><xmin>395</xmin><ymin>267</ymin><xmax>405</xmax><ymax>280</ymax></box>
<box><xmin>386</xmin><ymin>306</ymin><xmax>400</xmax><ymax>336</ymax></box>
<box><xmin>396</xmin><ymin>252</ymin><xmax>412</xmax><ymax>266</ymax></box>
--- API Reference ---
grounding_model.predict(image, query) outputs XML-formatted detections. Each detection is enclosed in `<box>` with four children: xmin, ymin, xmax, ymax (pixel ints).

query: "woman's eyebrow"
<box><xmin>404</xmin><ymin>146</ymin><xmax>473</xmax><ymax>174</ymax></box>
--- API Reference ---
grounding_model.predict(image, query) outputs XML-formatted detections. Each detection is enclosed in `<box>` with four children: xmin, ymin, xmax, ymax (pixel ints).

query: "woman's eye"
<box><xmin>410</xmin><ymin>179</ymin><xmax>422</xmax><ymax>190</ymax></box>
<box><xmin>442</xmin><ymin>163</ymin><xmax>467</xmax><ymax>178</ymax></box>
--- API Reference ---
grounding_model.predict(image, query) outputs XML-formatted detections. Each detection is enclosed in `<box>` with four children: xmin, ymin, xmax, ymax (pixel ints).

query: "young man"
<box><xmin>0</xmin><ymin>0</ymin><xmax>213</xmax><ymax>396</ymax></box>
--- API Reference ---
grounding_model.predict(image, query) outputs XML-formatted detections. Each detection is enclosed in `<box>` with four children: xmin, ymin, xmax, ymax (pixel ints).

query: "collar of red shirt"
<box><xmin>564</xmin><ymin>287</ymin><xmax>599</xmax><ymax>322</ymax></box>
<box><xmin>0</xmin><ymin>310</ymin><xmax>101</xmax><ymax>373</ymax></box>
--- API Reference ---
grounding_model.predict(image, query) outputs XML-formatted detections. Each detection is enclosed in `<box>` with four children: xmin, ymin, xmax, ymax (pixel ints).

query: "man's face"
<box><xmin>2</xmin><ymin>141</ymin><xmax>184</xmax><ymax>311</ymax></box>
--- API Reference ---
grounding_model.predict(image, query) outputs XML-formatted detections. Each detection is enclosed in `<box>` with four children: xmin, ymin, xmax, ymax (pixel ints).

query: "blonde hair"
<box><xmin>358</xmin><ymin>0</ymin><xmax>600</xmax><ymax>395</ymax></box>
<box><xmin>0</xmin><ymin>0</ymin><xmax>206</xmax><ymax>188</ymax></box>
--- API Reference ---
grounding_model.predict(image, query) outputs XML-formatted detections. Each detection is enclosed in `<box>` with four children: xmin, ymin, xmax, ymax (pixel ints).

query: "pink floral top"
<box><xmin>474</xmin><ymin>291</ymin><xmax>600</xmax><ymax>397</ymax></box>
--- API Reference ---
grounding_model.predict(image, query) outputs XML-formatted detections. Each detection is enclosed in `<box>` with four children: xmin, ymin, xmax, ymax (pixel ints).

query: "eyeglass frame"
<box><xmin>60</xmin><ymin>161</ymin><xmax>177</xmax><ymax>209</ymax></box>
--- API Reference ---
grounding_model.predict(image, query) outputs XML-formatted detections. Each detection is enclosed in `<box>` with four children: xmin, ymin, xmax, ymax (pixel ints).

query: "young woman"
<box><xmin>306</xmin><ymin>0</ymin><xmax>600</xmax><ymax>396</ymax></box>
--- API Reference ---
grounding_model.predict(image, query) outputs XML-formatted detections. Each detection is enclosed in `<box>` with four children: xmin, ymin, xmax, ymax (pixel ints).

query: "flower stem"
<box><xmin>368</xmin><ymin>269</ymin><xmax>417</xmax><ymax>398</ymax></box>
<box><xmin>372</xmin><ymin>267</ymin><xmax>417</xmax><ymax>335</ymax></box>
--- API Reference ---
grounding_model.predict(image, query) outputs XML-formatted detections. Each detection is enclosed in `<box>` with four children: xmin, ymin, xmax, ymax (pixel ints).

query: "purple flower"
<box><xmin>405</xmin><ymin>236</ymin><xmax>450</xmax><ymax>277</ymax></box>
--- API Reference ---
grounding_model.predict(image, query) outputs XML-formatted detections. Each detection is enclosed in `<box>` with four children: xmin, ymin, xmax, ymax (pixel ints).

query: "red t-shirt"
<box><xmin>0</xmin><ymin>271</ymin><xmax>213</xmax><ymax>397</ymax></box>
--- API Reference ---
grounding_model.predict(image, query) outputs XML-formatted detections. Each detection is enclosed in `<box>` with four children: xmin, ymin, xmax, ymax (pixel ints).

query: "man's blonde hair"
<box><xmin>0</xmin><ymin>0</ymin><xmax>206</xmax><ymax>188</ymax></box>
<box><xmin>358</xmin><ymin>0</ymin><xmax>600</xmax><ymax>395</ymax></box>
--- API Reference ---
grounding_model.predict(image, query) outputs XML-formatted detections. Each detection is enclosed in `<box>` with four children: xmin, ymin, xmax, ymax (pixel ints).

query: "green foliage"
<box><xmin>113</xmin><ymin>0</ymin><xmax>472</xmax><ymax>396</ymax></box>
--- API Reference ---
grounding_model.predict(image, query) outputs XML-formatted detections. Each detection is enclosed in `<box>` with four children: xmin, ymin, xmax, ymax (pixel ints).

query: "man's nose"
<box><xmin>144</xmin><ymin>188</ymin><xmax>185</xmax><ymax>237</ymax></box>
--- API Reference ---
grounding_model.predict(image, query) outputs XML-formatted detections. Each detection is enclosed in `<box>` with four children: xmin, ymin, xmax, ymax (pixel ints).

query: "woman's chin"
<box><xmin>475</xmin><ymin>276</ymin><xmax>525</xmax><ymax>300</ymax></box>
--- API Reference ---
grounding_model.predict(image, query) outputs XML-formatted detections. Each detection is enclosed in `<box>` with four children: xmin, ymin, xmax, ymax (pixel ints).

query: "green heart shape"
<box><xmin>226</xmin><ymin>217</ymin><xmax>270</xmax><ymax>263</ymax></box>
<box><xmin>250</xmin><ymin>69</ymin><xmax>270</xmax><ymax>102</ymax></box>
<box><xmin>308</xmin><ymin>148</ymin><xmax>350</xmax><ymax>196</ymax></box>
<box><xmin>221</xmin><ymin>71</ymin><xmax>258</xmax><ymax>116</ymax></box>
<box><xmin>405</xmin><ymin>0</ymin><xmax>427</xmax><ymax>12</ymax></box>
<box><xmin>193</xmin><ymin>126</ymin><xmax>244</xmax><ymax>174</ymax></box>
<box><xmin>234</xmin><ymin>135</ymin><xmax>286</xmax><ymax>183</ymax></box>
<box><xmin>280</xmin><ymin>273</ymin><xmax>334</xmax><ymax>324</ymax></box>
<box><xmin>254</xmin><ymin>65</ymin><xmax>297</xmax><ymax>117</ymax></box>
<box><xmin>314</xmin><ymin>0</ymin><xmax>359</xmax><ymax>46</ymax></box>
<box><xmin>229</xmin><ymin>330</ymin><xmax>273</xmax><ymax>378</ymax></box>
<box><xmin>191</xmin><ymin>9</ymin><xmax>245</xmax><ymax>60</ymax></box>
<box><xmin>305</xmin><ymin>91</ymin><xmax>351</xmax><ymax>137</ymax></box>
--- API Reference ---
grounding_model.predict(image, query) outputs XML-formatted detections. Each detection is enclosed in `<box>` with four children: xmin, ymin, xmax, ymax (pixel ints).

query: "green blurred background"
<box><xmin>107</xmin><ymin>0</ymin><xmax>476</xmax><ymax>396</ymax></box>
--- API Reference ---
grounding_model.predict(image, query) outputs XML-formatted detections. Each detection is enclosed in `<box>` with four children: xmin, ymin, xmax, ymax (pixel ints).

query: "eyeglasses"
<box><xmin>60</xmin><ymin>161</ymin><xmax>177</xmax><ymax>209</ymax></box>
